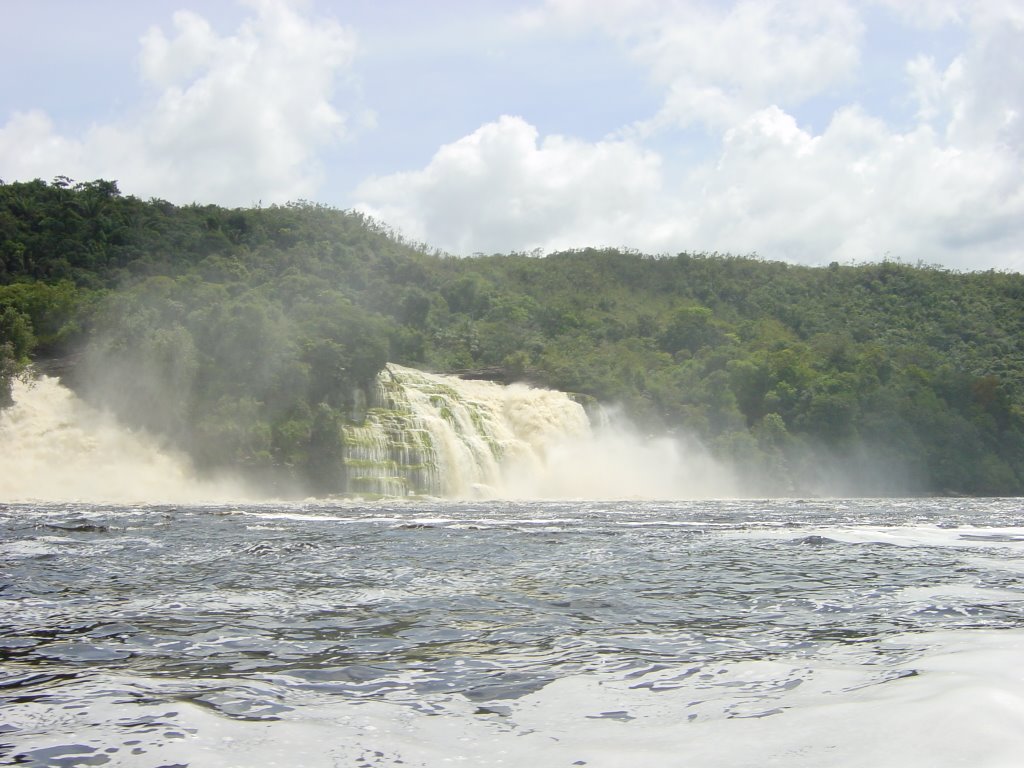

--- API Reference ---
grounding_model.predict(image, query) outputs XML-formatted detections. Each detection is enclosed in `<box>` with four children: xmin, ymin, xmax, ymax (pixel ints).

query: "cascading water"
<box><xmin>343</xmin><ymin>364</ymin><xmax>593</xmax><ymax>498</ymax></box>
<box><xmin>0</xmin><ymin>375</ymin><xmax>246</xmax><ymax>503</ymax></box>
<box><xmin>343</xmin><ymin>364</ymin><xmax>741</xmax><ymax>499</ymax></box>
<box><xmin>1</xmin><ymin>367</ymin><xmax>738</xmax><ymax>503</ymax></box>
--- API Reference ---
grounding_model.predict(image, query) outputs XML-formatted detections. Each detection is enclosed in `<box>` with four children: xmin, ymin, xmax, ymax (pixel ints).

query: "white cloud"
<box><xmin>0</xmin><ymin>0</ymin><xmax>358</xmax><ymax>205</ymax></box>
<box><xmin>358</xmin><ymin>1</ymin><xmax>1023</xmax><ymax>270</ymax></box>
<box><xmin>0</xmin><ymin>111</ymin><xmax>83</xmax><ymax>174</ymax></box>
<box><xmin>140</xmin><ymin>10</ymin><xmax>222</xmax><ymax>88</ymax></box>
<box><xmin>3</xmin><ymin>0</ymin><xmax>1022</xmax><ymax>271</ymax></box>
<box><xmin>936</xmin><ymin>5</ymin><xmax>1023</xmax><ymax>149</ymax></box>
<box><xmin>526</xmin><ymin>0</ymin><xmax>862</xmax><ymax>132</ymax></box>
<box><xmin>355</xmin><ymin>115</ymin><xmax>673</xmax><ymax>254</ymax></box>
<box><xmin>355</xmin><ymin>105</ymin><xmax>1023</xmax><ymax>269</ymax></box>
<box><xmin>686</xmin><ymin>105</ymin><xmax>1023</xmax><ymax>269</ymax></box>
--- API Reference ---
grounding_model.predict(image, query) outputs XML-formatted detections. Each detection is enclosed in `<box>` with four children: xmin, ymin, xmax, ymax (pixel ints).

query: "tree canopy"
<box><xmin>3</xmin><ymin>177</ymin><xmax>1023</xmax><ymax>495</ymax></box>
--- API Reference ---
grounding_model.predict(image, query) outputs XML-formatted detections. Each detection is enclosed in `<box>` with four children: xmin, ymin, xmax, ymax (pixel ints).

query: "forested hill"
<box><xmin>3</xmin><ymin>177</ymin><xmax>1024</xmax><ymax>496</ymax></box>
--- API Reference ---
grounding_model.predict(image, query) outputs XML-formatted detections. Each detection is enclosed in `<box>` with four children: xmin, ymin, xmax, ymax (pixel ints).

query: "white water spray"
<box><xmin>0</xmin><ymin>376</ymin><xmax>247</xmax><ymax>503</ymax></box>
<box><xmin>1</xmin><ymin>367</ymin><xmax>738</xmax><ymax>503</ymax></box>
<box><xmin>344</xmin><ymin>364</ymin><xmax>738</xmax><ymax>499</ymax></box>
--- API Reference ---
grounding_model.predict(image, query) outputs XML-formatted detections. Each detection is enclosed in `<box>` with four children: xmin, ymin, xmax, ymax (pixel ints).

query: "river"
<box><xmin>3</xmin><ymin>498</ymin><xmax>1024</xmax><ymax>767</ymax></box>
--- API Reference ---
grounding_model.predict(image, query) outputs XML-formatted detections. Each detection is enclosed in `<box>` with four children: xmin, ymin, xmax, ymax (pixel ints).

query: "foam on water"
<box><xmin>5</xmin><ymin>629</ymin><xmax>1024</xmax><ymax>767</ymax></box>
<box><xmin>742</xmin><ymin>523</ymin><xmax>1024</xmax><ymax>550</ymax></box>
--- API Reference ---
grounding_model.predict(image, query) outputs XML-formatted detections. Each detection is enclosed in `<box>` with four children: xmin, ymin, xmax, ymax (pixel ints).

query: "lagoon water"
<box><xmin>3</xmin><ymin>498</ymin><xmax>1024</xmax><ymax>767</ymax></box>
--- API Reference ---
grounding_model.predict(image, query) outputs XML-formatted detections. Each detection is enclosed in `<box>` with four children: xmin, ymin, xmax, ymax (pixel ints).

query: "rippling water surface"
<box><xmin>3</xmin><ymin>498</ymin><xmax>1024</xmax><ymax>767</ymax></box>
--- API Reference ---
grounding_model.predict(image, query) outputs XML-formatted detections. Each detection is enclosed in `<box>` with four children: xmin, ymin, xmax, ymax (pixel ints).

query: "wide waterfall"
<box><xmin>1</xmin><ymin>368</ymin><xmax>739</xmax><ymax>503</ymax></box>
<box><xmin>343</xmin><ymin>364</ymin><xmax>593</xmax><ymax>498</ymax></box>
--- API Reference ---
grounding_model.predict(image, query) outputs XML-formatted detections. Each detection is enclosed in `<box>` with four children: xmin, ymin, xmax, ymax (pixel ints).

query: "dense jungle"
<box><xmin>2</xmin><ymin>177</ymin><xmax>1023</xmax><ymax>495</ymax></box>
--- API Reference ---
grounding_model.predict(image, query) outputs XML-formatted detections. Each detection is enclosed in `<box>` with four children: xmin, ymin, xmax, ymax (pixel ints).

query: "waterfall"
<box><xmin>343</xmin><ymin>364</ymin><xmax>592</xmax><ymax>498</ymax></box>
<box><xmin>343</xmin><ymin>364</ymin><xmax>742</xmax><ymax>500</ymax></box>
<box><xmin>1</xmin><ymin>368</ymin><xmax>739</xmax><ymax>503</ymax></box>
<box><xmin>0</xmin><ymin>375</ymin><xmax>247</xmax><ymax>503</ymax></box>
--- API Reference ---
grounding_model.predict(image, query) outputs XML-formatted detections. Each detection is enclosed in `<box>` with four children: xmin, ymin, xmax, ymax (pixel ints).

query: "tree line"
<box><xmin>2</xmin><ymin>177</ymin><xmax>1023</xmax><ymax>495</ymax></box>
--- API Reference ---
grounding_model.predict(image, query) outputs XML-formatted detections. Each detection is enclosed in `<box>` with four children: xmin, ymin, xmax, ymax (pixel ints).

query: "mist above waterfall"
<box><xmin>1</xmin><ymin>369</ymin><xmax>739</xmax><ymax>504</ymax></box>
<box><xmin>2</xmin><ymin>366</ymin><xmax>904</xmax><ymax>503</ymax></box>
<box><xmin>0</xmin><ymin>376</ymin><xmax>251</xmax><ymax>503</ymax></box>
<box><xmin>347</xmin><ymin>365</ymin><xmax>741</xmax><ymax>500</ymax></box>
<box><xmin>501</xmin><ymin>418</ymin><xmax>740</xmax><ymax>500</ymax></box>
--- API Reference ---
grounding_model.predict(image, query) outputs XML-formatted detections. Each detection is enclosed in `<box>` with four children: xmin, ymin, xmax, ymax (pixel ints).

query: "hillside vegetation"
<box><xmin>3</xmin><ymin>178</ymin><xmax>1024</xmax><ymax>495</ymax></box>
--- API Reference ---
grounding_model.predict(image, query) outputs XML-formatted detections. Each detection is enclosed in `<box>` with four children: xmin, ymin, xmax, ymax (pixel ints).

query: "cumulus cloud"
<box><xmin>361</xmin><ymin>1</ymin><xmax>1023</xmax><ymax>270</ymax></box>
<box><xmin>3</xmin><ymin>0</ymin><xmax>1021</xmax><ymax>270</ymax></box>
<box><xmin>0</xmin><ymin>111</ymin><xmax>83</xmax><ymax>173</ymax></box>
<box><xmin>356</xmin><ymin>115</ymin><xmax>674</xmax><ymax>254</ymax></box>
<box><xmin>524</xmin><ymin>0</ymin><xmax>862</xmax><ymax>132</ymax></box>
<box><xmin>686</xmin><ymin>105</ymin><xmax>1023</xmax><ymax>268</ymax></box>
<box><xmin>920</xmin><ymin>3</ymin><xmax>1024</xmax><ymax>150</ymax></box>
<box><xmin>356</xmin><ymin>104</ymin><xmax>1022</xmax><ymax>269</ymax></box>
<box><xmin>0</xmin><ymin>0</ymin><xmax>358</xmax><ymax>205</ymax></box>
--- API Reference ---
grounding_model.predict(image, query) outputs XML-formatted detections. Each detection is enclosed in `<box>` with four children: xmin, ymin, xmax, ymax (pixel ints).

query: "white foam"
<box><xmin>742</xmin><ymin>524</ymin><xmax>1024</xmax><ymax>551</ymax></box>
<box><xmin>6</xmin><ymin>629</ymin><xmax>1023</xmax><ymax>767</ymax></box>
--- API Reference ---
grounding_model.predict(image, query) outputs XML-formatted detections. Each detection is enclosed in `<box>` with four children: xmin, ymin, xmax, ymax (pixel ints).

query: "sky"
<box><xmin>1</xmin><ymin>0</ymin><xmax>1022</xmax><ymax>271</ymax></box>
